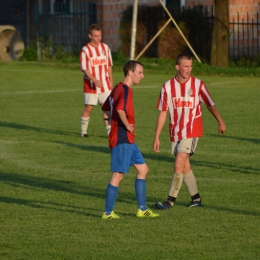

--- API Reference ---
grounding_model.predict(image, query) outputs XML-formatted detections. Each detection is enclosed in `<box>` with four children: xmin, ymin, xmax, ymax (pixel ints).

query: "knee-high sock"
<box><xmin>183</xmin><ymin>170</ymin><xmax>200</xmax><ymax>199</ymax></box>
<box><xmin>104</xmin><ymin>184</ymin><xmax>118</xmax><ymax>214</ymax></box>
<box><xmin>168</xmin><ymin>173</ymin><xmax>184</xmax><ymax>199</ymax></box>
<box><xmin>106</xmin><ymin>125</ymin><xmax>111</xmax><ymax>136</ymax></box>
<box><xmin>81</xmin><ymin>116</ymin><xmax>90</xmax><ymax>135</ymax></box>
<box><xmin>135</xmin><ymin>179</ymin><xmax>147</xmax><ymax>211</ymax></box>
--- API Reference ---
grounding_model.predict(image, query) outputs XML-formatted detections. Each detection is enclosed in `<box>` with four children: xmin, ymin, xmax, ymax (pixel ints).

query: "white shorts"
<box><xmin>171</xmin><ymin>138</ymin><xmax>199</xmax><ymax>156</ymax></box>
<box><xmin>84</xmin><ymin>91</ymin><xmax>111</xmax><ymax>105</ymax></box>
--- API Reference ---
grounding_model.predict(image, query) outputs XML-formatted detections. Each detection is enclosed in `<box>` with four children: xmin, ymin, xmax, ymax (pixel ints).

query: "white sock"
<box><xmin>106</xmin><ymin>125</ymin><xmax>111</xmax><ymax>136</ymax></box>
<box><xmin>183</xmin><ymin>170</ymin><xmax>198</xmax><ymax>197</ymax></box>
<box><xmin>81</xmin><ymin>117</ymin><xmax>90</xmax><ymax>135</ymax></box>
<box><xmin>168</xmin><ymin>173</ymin><xmax>184</xmax><ymax>198</ymax></box>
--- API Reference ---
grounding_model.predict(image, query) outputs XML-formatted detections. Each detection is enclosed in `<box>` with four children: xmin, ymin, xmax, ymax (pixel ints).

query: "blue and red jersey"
<box><xmin>102</xmin><ymin>82</ymin><xmax>135</xmax><ymax>149</ymax></box>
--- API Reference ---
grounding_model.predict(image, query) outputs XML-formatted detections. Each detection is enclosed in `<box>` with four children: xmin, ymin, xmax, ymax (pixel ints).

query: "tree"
<box><xmin>210</xmin><ymin>0</ymin><xmax>229</xmax><ymax>67</ymax></box>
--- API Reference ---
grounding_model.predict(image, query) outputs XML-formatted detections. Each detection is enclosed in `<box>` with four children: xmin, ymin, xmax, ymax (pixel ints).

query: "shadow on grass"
<box><xmin>0</xmin><ymin>120</ymin><xmax>109</xmax><ymax>139</ymax></box>
<box><xmin>0</xmin><ymin>171</ymin><xmax>156</xmax><ymax>211</ymax></box>
<box><xmin>53</xmin><ymin>141</ymin><xmax>170</xmax><ymax>164</ymax></box>
<box><xmin>1</xmin><ymin>171</ymin><xmax>259</xmax><ymax>217</ymax></box>
<box><xmin>210</xmin><ymin>134</ymin><xmax>260</xmax><ymax>144</ymax></box>
<box><xmin>176</xmin><ymin>201</ymin><xmax>259</xmax><ymax>217</ymax></box>
<box><xmin>0</xmin><ymin>171</ymin><xmax>106</xmax><ymax>199</ymax></box>
<box><xmin>53</xmin><ymin>141</ymin><xmax>110</xmax><ymax>153</ymax></box>
<box><xmin>0</xmin><ymin>120</ymin><xmax>77</xmax><ymax>136</ymax></box>
<box><xmin>0</xmin><ymin>195</ymin><xmax>147</xmax><ymax>218</ymax></box>
<box><xmin>206</xmin><ymin>204</ymin><xmax>260</xmax><ymax>216</ymax></box>
<box><xmin>0</xmin><ymin>196</ymin><xmax>91</xmax><ymax>216</ymax></box>
<box><xmin>190</xmin><ymin>159</ymin><xmax>259</xmax><ymax>175</ymax></box>
<box><xmin>52</xmin><ymin>140</ymin><xmax>259</xmax><ymax>175</ymax></box>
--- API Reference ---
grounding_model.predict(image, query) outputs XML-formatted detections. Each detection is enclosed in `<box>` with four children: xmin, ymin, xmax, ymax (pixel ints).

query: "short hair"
<box><xmin>89</xmin><ymin>24</ymin><xmax>101</xmax><ymax>34</ymax></box>
<box><xmin>123</xmin><ymin>60</ymin><xmax>144</xmax><ymax>76</ymax></box>
<box><xmin>175</xmin><ymin>53</ymin><xmax>192</xmax><ymax>65</ymax></box>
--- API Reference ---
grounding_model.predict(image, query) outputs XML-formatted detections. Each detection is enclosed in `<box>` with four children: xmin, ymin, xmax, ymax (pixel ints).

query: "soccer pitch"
<box><xmin>0</xmin><ymin>62</ymin><xmax>259</xmax><ymax>259</ymax></box>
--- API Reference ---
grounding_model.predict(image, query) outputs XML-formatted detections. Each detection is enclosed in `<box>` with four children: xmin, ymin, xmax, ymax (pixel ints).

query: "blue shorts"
<box><xmin>110</xmin><ymin>143</ymin><xmax>145</xmax><ymax>173</ymax></box>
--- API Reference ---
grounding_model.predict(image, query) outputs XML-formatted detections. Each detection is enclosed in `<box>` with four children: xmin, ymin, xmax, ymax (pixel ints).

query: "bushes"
<box><xmin>119</xmin><ymin>21</ymin><xmax>147</xmax><ymax>59</ymax></box>
<box><xmin>111</xmin><ymin>53</ymin><xmax>260</xmax><ymax>77</ymax></box>
<box><xmin>157</xmin><ymin>20</ymin><xmax>188</xmax><ymax>59</ymax></box>
<box><xmin>20</xmin><ymin>47</ymin><xmax>38</xmax><ymax>61</ymax></box>
<box><xmin>20</xmin><ymin>37</ymin><xmax>79</xmax><ymax>62</ymax></box>
<box><xmin>119</xmin><ymin>5</ymin><xmax>212</xmax><ymax>61</ymax></box>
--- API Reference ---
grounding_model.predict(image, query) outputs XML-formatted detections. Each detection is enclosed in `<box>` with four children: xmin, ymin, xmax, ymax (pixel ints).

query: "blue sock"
<box><xmin>135</xmin><ymin>179</ymin><xmax>147</xmax><ymax>211</ymax></box>
<box><xmin>104</xmin><ymin>183</ymin><xmax>118</xmax><ymax>215</ymax></box>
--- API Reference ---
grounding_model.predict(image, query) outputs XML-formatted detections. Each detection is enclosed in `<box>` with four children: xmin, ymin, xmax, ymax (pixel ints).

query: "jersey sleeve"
<box><xmin>80</xmin><ymin>47</ymin><xmax>88</xmax><ymax>71</ymax></box>
<box><xmin>102</xmin><ymin>97</ymin><xmax>111</xmax><ymax>112</ymax></box>
<box><xmin>199</xmin><ymin>82</ymin><xmax>215</xmax><ymax>106</ymax></box>
<box><xmin>115</xmin><ymin>85</ymin><xmax>128</xmax><ymax>111</ymax></box>
<box><xmin>156</xmin><ymin>84</ymin><xmax>168</xmax><ymax>111</ymax></box>
<box><xmin>107</xmin><ymin>46</ymin><xmax>113</xmax><ymax>67</ymax></box>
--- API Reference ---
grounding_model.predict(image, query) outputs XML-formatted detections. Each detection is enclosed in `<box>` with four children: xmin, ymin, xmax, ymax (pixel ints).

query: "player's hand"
<box><xmin>94</xmin><ymin>79</ymin><xmax>103</xmax><ymax>88</ymax></box>
<box><xmin>126</xmin><ymin>124</ymin><xmax>134</xmax><ymax>133</ymax></box>
<box><xmin>218</xmin><ymin>121</ymin><xmax>226</xmax><ymax>134</ymax></box>
<box><xmin>153</xmin><ymin>139</ymin><xmax>160</xmax><ymax>153</ymax></box>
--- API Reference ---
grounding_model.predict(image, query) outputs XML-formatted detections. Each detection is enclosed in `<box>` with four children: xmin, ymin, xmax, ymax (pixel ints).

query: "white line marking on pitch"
<box><xmin>0</xmin><ymin>80</ymin><xmax>245</xmax><ymax>95</ymax></box>
<box><xmin>0</xmin><ymin>68</ymin><xmax>80</xmax><ymax>74</ymax></box>
<box><xmin>0</xmin><ymin>89</ymin><xmax>80</xmax><ymax>95</ymax></box>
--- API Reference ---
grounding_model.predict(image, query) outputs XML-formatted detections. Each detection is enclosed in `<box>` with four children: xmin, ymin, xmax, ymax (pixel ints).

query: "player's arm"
<box><xmin>83</xmin><ymin>69</ymin><xmax>103</xmax><ymax>88</ymax></box>
<box><xmin>102</xmin><ymin>98</ymin><xmax>111</xmax><ymax>119</ymax></box>
<box><xmin>80</xmin><ymin>50</ymin><xmax>103</xmax><ymax>88</ymax></box>
<box><xmin>103</xmin><ymin>110</ymin><xmax>111</xmax><ymax>119</ymax></box>
<box><xmin>206</xmin><ymin>105</ymin><xmax>226</xmax><ymax>134</ymax></box>
<box><xmin>117</xmin><ymin>110</ymin><xmax>134</xmax><ymax>133</ymax></box>
<box><xmin>153</xmin><ymin>110</ymin><xmax>167</xmax><ymax>153</ymax></box>
<box><xmin>108</xmin><ymin>65</ymin><xmax>113</xmax><ymax>89</ymax></box>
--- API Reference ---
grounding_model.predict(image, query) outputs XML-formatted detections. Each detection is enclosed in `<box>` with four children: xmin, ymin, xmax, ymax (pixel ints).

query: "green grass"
<box><xmin>0</xmin><ymin>61</ymin><xmax>260</xmax><ymax>260</ymax></box>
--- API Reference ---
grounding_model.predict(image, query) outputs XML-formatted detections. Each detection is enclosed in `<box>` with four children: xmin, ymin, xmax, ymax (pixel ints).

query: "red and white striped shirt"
<box><xmin>80</xmin><ymin>42</ymin><xmax>113</xmax><ymax>93</ymax></box>
<box><xmin>156</xmin><ymin>76</ymin><xmax>215</xmax><ymax>141</ymax></box>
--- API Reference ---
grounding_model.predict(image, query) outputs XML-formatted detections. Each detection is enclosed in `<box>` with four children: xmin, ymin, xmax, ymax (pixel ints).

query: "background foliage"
<box><xmin>119</xmin><ymin>5</ymin><xmax>212</xmax><ymax>61</ymax></box>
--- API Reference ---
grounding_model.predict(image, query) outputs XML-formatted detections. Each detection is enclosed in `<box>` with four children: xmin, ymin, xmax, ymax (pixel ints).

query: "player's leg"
<box><xmin>102</xmin><ymin>171</ymin><xmax>124</xmax><ymax>219</ymax></box>
<box><xmin>102</xmin><ymin>143</ymin><xmax>128</xmax><ymax>219</ymax></box>
<box><xmin>134</xmin><ymin>163</ymin><xmax>149</xmax><ymax>211</ymax></box>
<box><xmin>132</xmin><ymin>144</ymin><xmax>159</xmax><ymax>218</ymax></box>
<box><xmin>103</xmin><ymin>112</ymin><xmax>111</xmax><ymax>135</ymax></box>
<box><xmin>155</xmin><ymin>139</ymin><xmax>194</xmax><ymax>210</ymax></box>
<box><xmin>155</xmin><ymin>152</ymin><xmax>187</xmax><ymax>210</ymax></box>
<box><xmin>183</xmin><ymin>158</ymin><xmax>202</xmax><ymax>207</ymax></box>
<box><xmin>182</xmin><ymin>138</ymin><xmax>201</xmax><ymax>207</ymax></box>
<box><xmin>99</xmin><ymin>91</ymin><xmax>111</xmax><ymax>135</ymax></box>
<box><xmin>81</xmin><ymin>105</ymin><xmax>92</xmax><ymax>137</ymax></box>
<box><xmin>81</xmin><ymin>93</ymin><xmax>98</xmax><ymax>137</ymax></box>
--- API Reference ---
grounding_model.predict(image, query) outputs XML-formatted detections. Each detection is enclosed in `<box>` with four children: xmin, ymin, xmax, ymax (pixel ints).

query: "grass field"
<box><xmin>0</xmin><ymin>61</ymin><xmax>260</xmax><ymax>260</ymax></box>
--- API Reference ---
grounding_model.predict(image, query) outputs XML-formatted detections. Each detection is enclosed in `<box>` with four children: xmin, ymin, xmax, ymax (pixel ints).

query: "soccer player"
<box><xmin>80</xmin><ymin>24</ymin><xmax>113</xmax><ymax>137</ymax></box>
<box><xmin>101</xmin><ymin>60</ymin><xmax>159</xmax><ymax>219</ymax></box>
<box><xmin>153</xmin><ymin>53</ymin><xmax>226</xmax><ymax>209</ymax></box>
